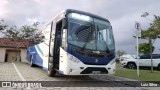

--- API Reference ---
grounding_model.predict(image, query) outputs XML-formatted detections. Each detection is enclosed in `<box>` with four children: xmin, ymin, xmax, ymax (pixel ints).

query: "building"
<box><xmin>0</xmin><ymin>38</ymin><xmax>32</xmax><ymax>62</ymax></box>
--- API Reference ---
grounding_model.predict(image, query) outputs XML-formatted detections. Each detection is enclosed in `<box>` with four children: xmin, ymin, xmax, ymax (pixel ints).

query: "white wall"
<box><xmin>0</xmin><ymin>48</ymin><xmax>6</xmax><ymax>62</ymax></box>
<box><xmin>0</xmin><ymin>47</ymin><xmax>27</xmax><ymax>62</ymax></box>
<box><xmin>21</xmin><ymin>49</ymin><xmax>27</xmax><ymax>62</ymax></box>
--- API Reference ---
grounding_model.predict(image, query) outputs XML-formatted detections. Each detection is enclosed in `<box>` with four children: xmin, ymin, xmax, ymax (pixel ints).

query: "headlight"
<box><xmin>68</xmin><ymin>54</ymin><xmax>80</xmax><ymax>63</ymax></box>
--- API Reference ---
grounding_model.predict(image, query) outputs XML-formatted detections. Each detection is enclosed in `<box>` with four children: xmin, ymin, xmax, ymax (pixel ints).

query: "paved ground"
<box><xmin>0</xmin><ymin>62</ymin><xmax>159</xmax><ymax>90</ymax></box>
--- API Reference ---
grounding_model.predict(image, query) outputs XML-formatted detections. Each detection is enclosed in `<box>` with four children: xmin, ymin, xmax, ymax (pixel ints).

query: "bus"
<box><xmin>26</xmin><ymin>9</ymin><xmax>115</xmax><ymax>77</ymax></box>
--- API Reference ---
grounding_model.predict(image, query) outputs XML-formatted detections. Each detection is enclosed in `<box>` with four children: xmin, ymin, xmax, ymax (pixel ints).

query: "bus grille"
<box><xmin>80</xmin><ymin>67</ymin><xmax>108</xmax><ymax>74</ymax></box>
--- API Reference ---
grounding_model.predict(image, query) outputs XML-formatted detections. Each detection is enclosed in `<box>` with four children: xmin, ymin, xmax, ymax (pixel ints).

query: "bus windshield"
<box><xmin>67</xmin><ymin>13</ymin><xmax>115</xmax><ymax>51</ymax></box>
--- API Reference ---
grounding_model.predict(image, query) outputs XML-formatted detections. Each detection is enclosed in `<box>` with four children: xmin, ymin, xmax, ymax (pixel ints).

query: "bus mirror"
<box><xmin>62</xmin><ymin>18</ymin><xmax>67</xmax><ymax>29</ymax></box>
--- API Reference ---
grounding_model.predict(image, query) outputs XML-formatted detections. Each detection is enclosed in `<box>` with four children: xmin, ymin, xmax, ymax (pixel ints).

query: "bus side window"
<box><xmin>54</xmin><ymin>20</ymin><xmax>62</xmax><ymax>53</ymax></box>
<box><xmin>61</xmin><ymin>18</ymin><xmax>67</xmax><ymax>49</ymax></box>
<box><xmin>61</xmin><ymin>29</ymin><xmax>66</xmax><ymax>49</ymax></box>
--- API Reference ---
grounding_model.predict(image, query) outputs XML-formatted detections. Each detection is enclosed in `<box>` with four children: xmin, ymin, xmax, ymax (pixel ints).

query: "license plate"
<box><xmin>92</xmin><ymin>71</ymin><xmax>101</xmax><ymax>74</ymax></box>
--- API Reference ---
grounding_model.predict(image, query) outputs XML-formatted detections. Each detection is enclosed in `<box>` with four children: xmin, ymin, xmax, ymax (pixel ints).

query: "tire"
<box><xmin>157</xmin><ymin>64</ymin><xmax>160</xmax><ymax>71</ymax></box>
<box><xmin>30</xmin><ymin>55</ymin><xmax>35</xmax><ymax>67</ymax></box>
<box><xmin>127</xmin><ymin>63</ymin><xmax>136</xmax><ymax>69</ymax></box>
<box><xmin>48</xmin><ymin>58</ymin><xmax>56</xmax><ymax>77</ymax></box>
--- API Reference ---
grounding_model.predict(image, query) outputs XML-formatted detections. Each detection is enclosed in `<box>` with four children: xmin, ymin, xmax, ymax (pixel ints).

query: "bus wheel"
<box><xmin>30</xmin><ymin>56</ymin><xmax>35</xmax><ymax>67</ymax></box>
<box><xmin>48</xmin><ymin>62</ymin><xmax>56</xmax><ymax>77</ymax></box>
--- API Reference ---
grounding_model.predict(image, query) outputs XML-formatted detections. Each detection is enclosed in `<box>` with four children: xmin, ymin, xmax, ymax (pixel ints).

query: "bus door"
<box><xmin>53</xmin><ymin>20</ymin><xmax>63</xmax><ymax>69</ymax></box>
<box><xmin>48</xmin><ymin>18</ymin><xmax>66</xmax><ymax>75</ymax></box>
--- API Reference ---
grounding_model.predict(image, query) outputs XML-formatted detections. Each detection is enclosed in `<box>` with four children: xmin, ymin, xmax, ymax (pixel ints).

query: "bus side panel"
<box><xmin>36</xmin><ymin>43</ymin><xmax>49</xmax><ymax>70</ymax></box>
<box><xmin>26</xmin><ymin>46</ymin><xmax>36</xmax><ymax>63</ymax></box>
<box><xmin>26</xmin><ymin>45</ymin><xmax>43</xmax><ymax>67</ymax></box>
<box><xmin>59</xmin><ymin>47</ymin><xmax>69</xmax><ymax>74</ymax></box>
<box><xmin>26</xmin><ymin>47</ymin><xmax>31</xmax><ymax>62</ymax></box>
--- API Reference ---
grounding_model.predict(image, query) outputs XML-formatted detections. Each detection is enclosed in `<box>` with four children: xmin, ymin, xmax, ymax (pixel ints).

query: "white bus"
<box><xmin>26</xmin><ymin>9</ymin><xmax>116</xmax><ymax>77</ymax></box>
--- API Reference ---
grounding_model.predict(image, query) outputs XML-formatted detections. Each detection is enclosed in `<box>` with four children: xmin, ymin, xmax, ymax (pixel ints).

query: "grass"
<box><xmin>114</xmin><ymin>63</ymin><xmax>160</xmax><ymax>81</ymax></box>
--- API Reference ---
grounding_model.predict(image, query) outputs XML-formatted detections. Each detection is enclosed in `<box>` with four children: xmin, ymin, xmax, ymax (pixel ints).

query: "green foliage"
<box><xmin>141</xmin><ymin>28</ymin><xmax>157</xmax><ymax>39</ymax></box>
<box><xmin>139</xmin><ymin>12</ymin><xmax>160</xmax><ymax>72</ymax></box>
<box><xmin>33</xmin><ymin>33</ymin><xmax>45</xmax><ymax>44</ymax></box>
<box><xmin>19</xmin><ymin>22</ymin><xmax>39</xmax><ymax>41</ymax></box>
<box><xmin>138</xmin><ymin>13</ymin><xmax>160</xmax><ymax>54</ymax></box>
<box><xmin>0</xmin><ymin>20</ymin><xmax>40</xmax><ymax>42</ymax></box>
<box><xmin>115</xmin><ymin>63</ymin><xmax>160</xmax><ymax>81</ymax></box>
<box><xmin>0</xmin><ymin>20</ymin><xmax>7</xmax><ymax>31</ymax></box>
<box><xmin>151</xmin><ymin>15</ymin><xmax>160</xmax><ymax>31</ymax></box>
<box><xmin>2</xmin><ymin>26</ymin><xmax>21</xmax><ymax>40</ymax></box>
<box><xmin>141</xmin><ymin>14</ymin><xmax>160</xmax><ymax>40</ymax></box>
<box><xmin>141</xmin><ymin>12</ymin><xmax>149</xmax><ymax>17</ymax></box>
<box><xmin>138</xmin><ymin>43</ymin><xmax>154</xmax><ymax>54</ymax></box>
<box><xmin>117</xmin><ymin>50</ymin><xmax>127</xmax><ymax>57</ymax></box>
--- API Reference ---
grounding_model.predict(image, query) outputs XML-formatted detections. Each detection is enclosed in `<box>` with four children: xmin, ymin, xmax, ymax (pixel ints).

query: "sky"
<box><xmin>0</xmin><ymin>0</ymin><xmax>160</xmax><ymax>54</ymax></box>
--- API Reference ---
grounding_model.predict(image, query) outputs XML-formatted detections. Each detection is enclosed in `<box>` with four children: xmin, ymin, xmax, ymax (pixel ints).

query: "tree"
<box><xmin>33</xmin><ymin>33</ymin><xmax>45</xmax><ymax>44</ymax></box>
<box><xmin>141</xmin><ymin>13</ymin><xmax>160</xmax><ymax>46</ymax></box>
<box><xmin>0</xmin><ymin>19</ymin><xmax>7</xmax><ymax>31</ymax></box>
<box><xmin>19</xmin><ymin>22</ymin><xmax>39</xmax><ymax>41</ymax></box>
<box><xmin>0</xmin><ymin>21</ymin><xmax>40</xmax><ymax>42</ymax></box>
<box><xmin>140</xmin><ymin>12</ymin><xmax>160</xmax><ymax>72</ymax></box>
<box><xmin>1</xmin><ymin>26</ymin><xmax>21</xmax><ymax>40</ymax></box>
<box><xmin>138</xmin><ymin>43</ymin><xmax>154</xmax><ymax>55</ymax></box>
<box><xmin>117</xmin><ymin>50</ymin><xmax>127</xmax><ymax>57</ymax></box>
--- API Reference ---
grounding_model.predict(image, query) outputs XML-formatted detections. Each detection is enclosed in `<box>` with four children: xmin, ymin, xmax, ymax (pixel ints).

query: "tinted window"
<box><xmin>152</xmin><ymin>55</ymin><xmax>160</xmax><ymax>59</ymax></box>
<box><xmin>140</xmin><ymin>54</ymin><xmax>160</xmax><ymax>59</ymax></box>
<box><xmin>140</xmin><ymin>55</ymin><xmax>150</xmax><ymax>59</ymax></box>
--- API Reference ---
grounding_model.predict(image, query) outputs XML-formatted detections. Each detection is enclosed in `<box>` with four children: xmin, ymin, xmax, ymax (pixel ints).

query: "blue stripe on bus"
<box><xmin>36</xmin><ymin>45</ymin><xmax>44</xmax><ymax>56</ymax></box>
<box><xmin>27</xmin><ymin>46</ymin><xmax>43</xmax><ymax>67</ymax></box>
<box><xmin>67</xmin><ymin>49</ymin><xmax>115</xmax><ymax>65</ymax></box>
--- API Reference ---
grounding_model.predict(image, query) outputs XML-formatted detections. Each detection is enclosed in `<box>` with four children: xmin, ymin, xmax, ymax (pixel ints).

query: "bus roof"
<box><xmin>37</xmin><ymin>9</ymin><xmax>110</xmax><ymax>34</ymax></box>
<box><xmin>65</xmin><ymin>9</ymin><xmax>110</xmax><ymax>23</ymax></box>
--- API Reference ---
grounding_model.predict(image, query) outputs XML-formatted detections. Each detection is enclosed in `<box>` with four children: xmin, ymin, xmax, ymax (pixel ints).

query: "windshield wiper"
<box><xmin>97</xmin><ymin>25</ymin><xmax>110</xmax><ymax>53</ymax></box>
